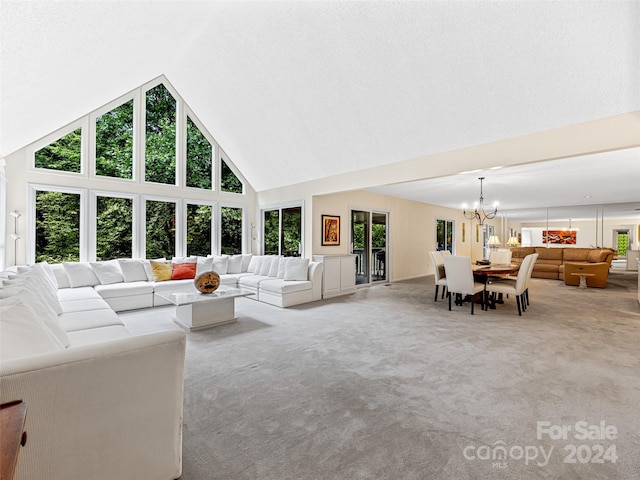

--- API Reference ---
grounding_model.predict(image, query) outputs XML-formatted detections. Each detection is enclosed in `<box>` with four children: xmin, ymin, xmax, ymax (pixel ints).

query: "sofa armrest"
<box><xmin>563</xmin><ymin>262</ymin><xmax>610</xmax><ymax>288</ymax></box>
<box><xmin>308</xmin><ymin>261</ymin><xmax>324</xmax><ymax>301</ymax></box>
<box><xmin>0</xmin><ymin>330</ymin><xmax>187</xmax><ymax>480</ymax></box>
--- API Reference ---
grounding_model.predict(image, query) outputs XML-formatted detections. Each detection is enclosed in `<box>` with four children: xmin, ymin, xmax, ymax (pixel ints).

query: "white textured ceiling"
<box><xmin>1</xmin><ymin>1</ymin><xmax>639</xmax><ymax>206</ymax></box>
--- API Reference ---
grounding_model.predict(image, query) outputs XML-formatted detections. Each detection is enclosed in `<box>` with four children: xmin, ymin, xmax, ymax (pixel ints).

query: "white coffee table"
<box><xmin>156</xmin><ymin>286</ymin><xmax>251</xmax><ymax>331</ymax></box>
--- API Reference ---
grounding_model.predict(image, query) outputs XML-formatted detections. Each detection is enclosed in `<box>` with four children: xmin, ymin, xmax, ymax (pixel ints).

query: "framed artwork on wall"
<box><xmin>322</xmin><ymin>215</ymin><xmax>340</xmax><ymax>246</ymax></box>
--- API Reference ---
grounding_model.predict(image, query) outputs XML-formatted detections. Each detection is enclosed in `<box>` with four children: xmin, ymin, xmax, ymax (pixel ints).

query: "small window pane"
<box><xmin>220</xmin><ymin>206</ymin><xmax>243</xmax><ymax>254</ymax></box>
<box><xmin>186</xmin><ymin>117</ymin><xmax>212</xmax><ymax>190</ymax></box>
<box><xmin>96</xmin><ymin>100</ymin><xmax>134</xmax><ymax>179</ymax></box>
<box><xmin>221</xmin><ymin>159</ymin><xmax>243</xmax><ymax>193</ymax></box>
<box><xmin>263</xmin><ymin>210</ymin><xmax>280</xmax><ymax>255</ymax></box>
<box><xmin>35</xmin><ymin>190</ymin><xmax>80</xmax><ymax>262</ymax></box>
<box><xmin>145</xmin><ymin>84</ymin><xmax>176</xmax><ymax>184</ymax></box>
<box><xmin>35</xmin><ymin>129</ymin><xmax>82</xmax><ymax>173</ymax></box>
<box><xmin>282</xmin><ymin>207</ymin><xmax>302</xmax><ymax>256</ymax></box>
<box><xmin>187</xmin><ymin>203</ymin><xmax>212</xmax><ymax>257</ymax></box>
<box><xmin>146</xmin><ymin>200</ymin><xmax>176</xmax><ymax>258</ymax></box>
<box><xmin>96</xmin><ymin>196</ymin><xmax>133</xmax><ymax>260</ymax></box>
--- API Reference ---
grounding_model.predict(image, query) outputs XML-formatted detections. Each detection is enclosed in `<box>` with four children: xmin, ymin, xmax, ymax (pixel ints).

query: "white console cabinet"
<box><xmin>313</xmin><ymin>254</ymin><xmax>356</xmax><ymax>298</ymax></box>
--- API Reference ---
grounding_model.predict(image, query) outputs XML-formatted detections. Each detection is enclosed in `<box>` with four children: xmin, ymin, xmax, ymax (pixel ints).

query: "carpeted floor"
<box><xmin>121</xmin><ymin>272</ymin><xmax>640</xmax><ymax>480</ymax></box>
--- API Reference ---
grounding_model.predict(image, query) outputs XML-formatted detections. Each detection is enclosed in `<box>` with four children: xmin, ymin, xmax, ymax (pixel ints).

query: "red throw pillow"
<box><xmin>171</xmin><ymin>262</ymin><xmax>196</xmax><ymax>280</ymax></box>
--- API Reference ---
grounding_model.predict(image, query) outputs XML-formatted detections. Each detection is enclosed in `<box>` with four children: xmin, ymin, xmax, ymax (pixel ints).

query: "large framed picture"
<box><xmin>322</xmin><ymin>215</ymin><xmax>340</xmax><ymax>246</ymax></box>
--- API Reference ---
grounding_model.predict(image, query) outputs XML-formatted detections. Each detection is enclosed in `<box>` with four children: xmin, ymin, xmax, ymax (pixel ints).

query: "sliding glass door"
<box><xmin>351</xmin><ymin>209</ymin><xmax>388</xmax><ymax>285</ymax></box>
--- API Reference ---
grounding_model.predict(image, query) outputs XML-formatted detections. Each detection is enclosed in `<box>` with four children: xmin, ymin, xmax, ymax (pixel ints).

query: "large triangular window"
<box><xmin>35</xmin><ymin>129</ymin><xmax>82</xmax><ymax>173</ymax></box>
<box><xmin>186</xmin><ymin>116</ymin><xmax>213</xmax><ymax>190</ymax></box>
<box><xmin>96</xmin><ymin>100</ymin><xmax>134</xmax><ymax>179</ymax></box>
<box><xmin>221</xmin><ymin>159</ymin><xmax>243</xmax><ymax>193</ymax></box>
<box><xmin>145</xmin><ymin>84</ymin><xmax>176</xmax><ymax>184</ymax></box>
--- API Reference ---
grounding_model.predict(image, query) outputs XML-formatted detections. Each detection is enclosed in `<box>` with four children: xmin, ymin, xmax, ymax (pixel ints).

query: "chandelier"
<box><xmin>463</xmin><ymin>177</ymin><xmax>497</xmax><ymax>225</ymax></box>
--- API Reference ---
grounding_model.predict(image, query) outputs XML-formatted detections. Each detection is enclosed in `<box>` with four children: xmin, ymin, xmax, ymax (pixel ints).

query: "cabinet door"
<box><xmin>323</xmin><ymin>258</ymin><xmax>342</xmax><ymax>295</ymax></box>
<box><xmin>340</xmin><ymin>256</ymin><xmax>356</xmax><ymax>290</ymax></box>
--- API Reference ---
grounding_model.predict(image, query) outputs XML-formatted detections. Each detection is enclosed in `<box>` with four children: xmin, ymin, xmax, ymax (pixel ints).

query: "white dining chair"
<box><xmin>485</xmin><ymin>253</ymin><xmax>536</xmax><ymax>316</ymax></box>
<box><xmin>488</xmin><ymin>249</ymin><xmax>512</xmax><ymax>265</ymax></box>
<box><xmin>428</xmin><ymin>251</ymin><xmax>448</xmax><ymax>301</ymax></box>
<box><xmin>442</xmin><ymin>255</ymin><xmax>486</xmax><ymax>314</ymax></box>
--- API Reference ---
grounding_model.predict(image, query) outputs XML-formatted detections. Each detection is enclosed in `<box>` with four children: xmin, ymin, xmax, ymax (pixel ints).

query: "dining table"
<box><xmin>472</xmin><ymin>263</ymin><xmax>520</xmax><ymax>309</ymax></box>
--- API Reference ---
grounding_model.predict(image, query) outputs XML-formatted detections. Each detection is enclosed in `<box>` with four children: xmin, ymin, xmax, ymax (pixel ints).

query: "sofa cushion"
<box><xmin>211</xmin><ymin>255</ymin><xmax>230</xmax><ymax>274</ymax></box>
<box><xmin>171</xmin><ymin>262</ymin><xmax>196</xmax><ymax>280</ymax></box>
<box><xmin>152</xmin><ymin>279</ymin><xmax>195</xmax><ymax>295</ymax></box>
<box><xmin>94</xmin><ymin>281</ymin><xmax>153</xmax><ymax>299</ymax></box>
<box><xmin>0</xmin><ymin>285</ymin><xmax>70</xmax><ymax>348</ymax></box>
<box><xmin>284</xmin><ymin>258</ymin><xmax>309</xmax><ymax>281</ymax></box>
<box><xmin>118</xmin><ymin>259</ymin><xmax>149</xmax><ymax>282</ymax></box>
<box><xmin>535</xmin><ymin>248</ymin><xmax>564</xmax><ymax>261</ymax></box>
<box><xmin>259</xmin><ymin>257</ymin><xmax>273</xmax><ymax>276</ymax></box>
<box><xmin>260</xmin><ymin>279</ymin><xmax>311</xmax><ymax>294</ymax></box>
<box><xmin>59</xmin><ymin>298</ymin><xmax>112</xmax><ymax>313</ymax></box>
<box><xmin>238</xmin><ymin>275</ymin><xmax>271</xmax><ymax>289</ymax></box>
<box><xmin>2</xmin><ymin>270</ymin><xmax>63</xmax><ymax>315</ymax></box>
<box><xmin>90</xmin><ymin>259</ymin><xmax>125</xmax><ymax>285</ymax></box>
<box><xmin>150</xmin><ymin>259</ymin><xmax>173</xmax><ymax>281</ymax></box>
<box><xmin>63</xmin><ymin>262</ymin><xmax>101</xmax><ymax>288</ymax></box>
<box><xmin>32</xmin><ymin>262</ymin><xmax>59</xmax><ymax>291</ymax></box>
<box><xmin>588</xmin><ymin>249</ymin><xmax>610</xmax><ymax>263</ymax></box>
<box><xmin>510</xmin><ymin>247</ymin><xmax>535</xmax><ymax>259</ymax></box>
<box><xmin>66</xmin><ymin>325</ymin><xmax>133</xmax><ymax>347</ymax></box>
<box><xmin>268</xmin><ymin>256</ymin><xmax>282</xmax><ymax>277</ymax></box>
<box><xmin>0</xmin><ymin>296</ymin><xmax>64</xmax><ymax>360</ymax></box>
<box><xmin>196</xmin><ymin>256</ymin><xmax>213</xmax><ymax>276</ymax></box>
<box><xmin>50</xmin><ymin>263</ymin><xmax>71</xmax><ymax>288</ymax></box>
<box><xmin>563</xmin><ymin>249</ymin><xmax>590</xmax><ymax>262</ymax></box>
<box><xmin>57</xmin><ymin>286</ymin><xmax>102</xmax><ymax>301</ymax></box>
<box><xmin>247</xmin><ymin>255</ymin><xmax>263</xmax><ymax>273</ymax></box>
<box><xmin>227</xmin><ymin>255</ymin><xmax>243</xmax><ymax>274</ymax></box>
<box><xmin>58</xmin><ymin>308</ymin><xmax>123</xmax><ymax>332</ymax></box>
<box><xmin>241</xmin><ymin>254</ymin><xmax>253</xmax><ymax>272</ymax></box>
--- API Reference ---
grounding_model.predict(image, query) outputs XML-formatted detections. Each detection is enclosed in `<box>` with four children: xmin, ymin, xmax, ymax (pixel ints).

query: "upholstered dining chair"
<box><xmin>428</xmin><ymin>251</ymin><xmax>448</xmax><ymax>301</ymax></box>
<box><xmin>442</xmin><ymin>255</ymin><xmax>486</xmax><ymax>314</ymax></box>
<box><xmin>488</xmin><ymin>249</ymin><xmax>512</xmax><ymax>265</ymax></box>
<box><xmin>485</xmin><ymin>253</ymin><xmax>536</xmax><ymax>316</ymax></box>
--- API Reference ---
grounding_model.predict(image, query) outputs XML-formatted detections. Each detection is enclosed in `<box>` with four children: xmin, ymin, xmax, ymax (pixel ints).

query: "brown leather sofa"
<box><xmin>510</xmin><ymin>247</ymin><xmax>614</xmax><ymax>288</ymax></box>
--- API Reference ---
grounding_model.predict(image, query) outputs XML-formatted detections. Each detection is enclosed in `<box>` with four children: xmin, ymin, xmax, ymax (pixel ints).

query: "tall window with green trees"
<box><xmin>263</xmin><ymin>206</ymin><xmax>302</xmax><ymax>256</ymax></box>
<box><xmin>221</xmin><ymin>159</ymin><xmax>243</xmax><ymax>193</ymax></box>
<box><xmin>220</xmin><ymin>206</ymin><xmax>243</xmax><ymax>254</ymax></box>
<box><xmin>187</xmin><ymin>203</ymin><xmax>212</xmax><ymax>256</ymax></box>
<box><xmin>186</xmin><ymin>117</ymin><xmax>213</xmax><ymax>190</ymax></box>
<box><xmin>35</xmin><ymin>190</ymin><xmax>81</xmax><ymax>262</ymax></box>
<box><xmin>146</xmin><ymin>200</ymin><xmax>176</xmax><ymax>258</ymax></box>
<box><xmin>436</xmin><ymin>219</ymin><xmax>454</xmax><ymax>252</ymax></box>
<box><xmin>35</xmin><ymin>129</ymin><xmax>82</xmax><ymax>173</ymax></box>
<box><xmin>96</xmin><ymin>100</ymin><xmax>134</xmax><ymax>179</ymax></box>
<box><xmin>145</xmin><ymin>84</ymin><xmax>176</xmax><ymax>184</ymax></box>
<box><xmin>96</xmin><ymin>196</ymin><xmax>133</xmax><ymax>260</ymax></box>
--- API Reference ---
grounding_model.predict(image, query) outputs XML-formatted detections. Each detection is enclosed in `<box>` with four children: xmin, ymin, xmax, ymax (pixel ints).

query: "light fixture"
<box><xmin>463</xmin><ymin>177</ymin><xmax>498</xmax><ymax>225</ymax></box>
<box><xmin>487</xmin><ymin>235</ymin><xmax>501</xmax><ymax>250</ymax></box>
<box><xmin>10</xmin><ymin>211</ymin><xmax>21</xmax><ymax>265</ymax></box>
<box><xmin>507</xmin><ymin>236</ymin><xmax>520</xmax><ymax>246</ymax></box>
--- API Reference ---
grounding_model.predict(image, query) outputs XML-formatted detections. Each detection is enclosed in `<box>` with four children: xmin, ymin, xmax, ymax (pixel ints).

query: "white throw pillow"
<box><xmin>241</xmin><ymin>254</ymin><xmax>253</xmax><ymax>272</ymax></box>
<box><xmin>276</xmin><ymin>257</ymin><xmax>288</xmax><ymax>279</ymax></box>
<box><xmin>227</xmin><ymin>255</ymin><xmax>243</xmax><ymax>274</ymax></box>
<box><xmin>268</xmin><ymin>255</ymin><xmax>281</xmax><ymax>277</ymax></box>
<box><xmin>284</xmin><ymin>258</ymin><xmax>310</xmax><ymax>281</ymax></box>
<box><xmin>259</xmin><ymin>256</ymin><xmax>273</xmax><ymax>276</ymax></box>
<box><xmin>50</xmin><ymin>263</ymin><xmax>70</xmax><ymax>288</ymax></box>
<box><xmin>63</xmin><ymin>262</ymin><xmax>100</xmax><ymax>288</ymax></box>
<box><xmin>172</xmin><ymin>256</ymin><xmax>197</xmax><ymax>264</ymax></box>
<box><xmin>3</xmin><ymin>272</ymin><xmax>63</xmax><ymax>314</ymax></box>
<box><xmin>0</xmin><ymin>296</ymin><xmax>65</xmax><ymax>361</ymax></box>
<box><xmin>211</xmin><ymin>255</ymin><xmax>230</xmax><ymax>275</ymax></box>
<box><xmin>33</xmin><ymin>262</ymin><xmax>58</xmax><ymax>291</ymax></box>
<box><xmin>90</xmin><ymin>259</ymin><xmax>125</xmax><ymax>285</ymax></box>
<box><xmin>196</xmin><ymin>256</ymin><xmax>213</xmax><ymax>276</ymax></box>
<box><xmin>247</xmin><ymin>255</ymin><xmax>262</xmax><ymax>273</ymax></box>
<box><xmin>118</xmin><ymin>259</ymin><xmax>149</xmax><ymax>282</ymax></box>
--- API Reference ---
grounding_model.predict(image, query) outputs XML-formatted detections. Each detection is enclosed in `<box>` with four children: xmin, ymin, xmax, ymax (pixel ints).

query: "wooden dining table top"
<box><xmin>472</xmin><ymin>263</ymin><xmax>520</xmax><ymax>275</ymax></box>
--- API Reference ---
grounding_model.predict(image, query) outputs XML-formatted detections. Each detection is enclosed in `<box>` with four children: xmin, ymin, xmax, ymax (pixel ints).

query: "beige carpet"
<box><xmin>121</xmin><ymin>272</ymin><xmax>640</xmax><ymax>480</ymax></box>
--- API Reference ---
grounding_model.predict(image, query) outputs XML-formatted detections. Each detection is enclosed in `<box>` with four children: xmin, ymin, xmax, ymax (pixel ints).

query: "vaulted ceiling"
<box><xmin>1</xmin><ymin>1</ymin><xmax>639</xmax><ymax>219</ymax></box>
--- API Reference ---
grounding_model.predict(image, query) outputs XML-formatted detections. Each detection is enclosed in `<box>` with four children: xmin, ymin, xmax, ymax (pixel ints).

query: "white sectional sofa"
<box><xmin>0</xmin><ymin>263</ymin><xmax>186</xmax><ymax>480</ymax></box>
<box><xmin>47</xmin><ymin>254</ymin><xmax>323</xmax><ymax>311</ymax></box>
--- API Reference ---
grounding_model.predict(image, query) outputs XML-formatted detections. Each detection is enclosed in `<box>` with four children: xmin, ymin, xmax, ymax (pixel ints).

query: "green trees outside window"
<box><xmin>96</xmin><ymin>196</ymin><xmax>133</xmax><ymax>260</ymax></box>
<box><xmin>96</xmin><ymin>100</ymin><xmax>134</xmax><ymax>179</ymax></box>
<box><xmin>263</xmin><ymin>207</ymin><xmax>302</xmax><ymax>256</ymax></box>
<box><xmin>436</xmin><ymin>219</ymin><xmax>454</xmax><ymax>253</ymax></box>
<box><xmin>35</xmin><ymin>129</ymin><xmax>82</xmax><ymax>173</ymax></box>
<box><xmin>221</xmin><ymin>159</ymin><xmax>243</xmax><ymax>193</ymax></box>
<box><xmin>187</xmin><ymin>204</ymin><xmax>212</xmax><ymax>257</ymax></box>
<box><xmin>35</xmin><ymin>190</ymin><xmax>80</xmax><ymax>262</ymax></box>
<box><xmin>186</xmin><ymin>117</ymin><xmax>213</xmax><ymax>190</ymax></box>
<box><xmin>146</xmin><ymin>200</ymin><xmax>176</xmax><ymax>259</ymax></box>
<box><xmin>145</xmin><ymin>84</ymin><xmax>176</xmax><ymax>184</ymax></box>
<box><xmin>220</xmin><ymin>206</ymin><xmax>243</xmax><ymax>254</ymax></box>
